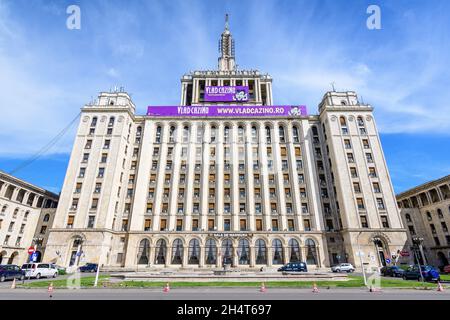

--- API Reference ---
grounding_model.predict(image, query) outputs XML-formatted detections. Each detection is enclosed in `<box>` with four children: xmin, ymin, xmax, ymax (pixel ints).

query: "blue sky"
<box><xmin>0</xmin><ymin>0</ymin><xmax>449</xmax><ymax>194</ymax></box>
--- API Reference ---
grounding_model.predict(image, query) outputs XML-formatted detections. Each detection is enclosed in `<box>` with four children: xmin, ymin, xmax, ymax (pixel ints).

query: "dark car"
<box><xmin>78</xmin><ymin>263</ymin><xmax>98</xmax><ymax>273</ymax></box>
<box><xmin>402</xmin><ymin>265</ymin><xmax>440</xmax><ymax>282</ymax></box>
<box><xmin>0</xmin><ymin>265</ymin><xmax>25</xmax><ymax>282</ymax></box>
<box><xmin>380</xmin><ymin>266</ymin><xmax>405</xmax><ymax>277</ymax></box>
<box><xmin>278</xmin><ymin>262</ymin><xmax>308</xmax><ymax>272</ymax></box>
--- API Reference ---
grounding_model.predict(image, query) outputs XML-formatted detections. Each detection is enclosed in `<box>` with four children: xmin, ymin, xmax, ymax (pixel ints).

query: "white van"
<box><xmin>21</xmin><ymin>263</ymin><xmax>58</xmax><ymax>279</ymax></box>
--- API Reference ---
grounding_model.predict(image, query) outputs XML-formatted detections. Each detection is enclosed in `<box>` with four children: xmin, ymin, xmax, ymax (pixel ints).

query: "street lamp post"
<box><xmin>412</xmin><ymin>237</ymin><xmax>425</xmax><ymax>282</ymax></box>
<box><xmin>356</xmin><ymin>232</ymin><xmax>367</xmax><ymax>286</ymax></box>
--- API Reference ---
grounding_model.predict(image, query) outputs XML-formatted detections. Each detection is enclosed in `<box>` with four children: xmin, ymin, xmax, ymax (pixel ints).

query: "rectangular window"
<box><xmin>87</xmin><ymin>216</ymin><xmax>95</xmax><ymax>228</ymax></box>
<box><xmin>85</xmin><ymin>140</ymin><xmax>92</xmax><ymax>149</ymax></box>
<box><xmin>295</xmin><ymin>147</ymin><xmax>301</xmax><ymax>156</ymax></box>
<box><xmin>100</xmin><ymin>153</ymin><xmax>107</xmax><ymax>163</ymax></box>
<box><xmin>377</xmin><ymin>198</ymin><xmax>385</xmax><ymax>210</ymax></box>
<box><xmin>192</xmin><ymin>219</ymin><xmax>199</xmax><ymax>231</ymax></box>
<box><xmin>160</xmin><ymin>219</ymin><xmax>167</xmax><ymax>231</ymax></box>
<box><xmin>121</xmin><ymin>219</ymin><xmax>128</xmax><ymax>231</ymax></box>
<box><xmin>357</xmin><ymin>198</ymin><xmax>365</xmax><ymax>210</ymax></box>
<box><xmin>208</xmin><ymin>219</ymin><xmax>215</xmax><ymax>231</ymax></box>
<box><xmin>373</xmin><ymin>183</ymin><xmax>381</xmax><ymax>193</ymax></box>
<box><xmin>176</xmin><ymin>219</ymin><xmax>183</xmax><ymax>231</ymax></box>
<box><xmin>272</xmin><ymin>219</ymin><xmax>279</xmax><ymax>231</ymax></box>
<box><xmin>82</xmin><ymin>153</ymin><xmax>89</xmax><ymax>162</ymax></box>
<box><xmin>91</xmin><ymin>198</ymin><xmax>99</xmax><ymax>210</ymax></box>
<box><xmin>381</xmin><ymin>216</ymin><xmax>389</xmax><ymax>228</ymax></box>
<box><xmin>67</xmin><ymin>216</ymin><xmax>74</xmax><ymax>228</ymax></box>
<box><xmin>240</xmin><ymin>219</ymin><xmax>247</xmax><ymax>231</ymax></box>
<box><xmin>303</xmin><ymin>219</ymin><xmax>311</xmax><ymax>231</ymax></box>
<box><xmin>360</xmin><ymin>216</ymin><xmax>369</xmax><ymax>228</ymax></box>
<box><xmin>144</xmin><ymin>219</ymin><xmax>152</xmax><ymax>231</ymax></box>
<box><xmin>256</xmin><ymin>219</ymin><xmax>263</xmax><ymax>231</ymax></box>
<box><xmin>288</xmin><ymin>219</ymin><xmax>295</xmax><ymax>231</ymax></box>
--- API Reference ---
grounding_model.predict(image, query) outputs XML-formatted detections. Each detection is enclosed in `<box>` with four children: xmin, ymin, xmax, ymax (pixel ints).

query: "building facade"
<box><xmin>44</xmin><ymin>18</ymin><xmax>407</xmax><ymax>270</ymax></box>
<box><xmin>397</xmin><ymin>175</ymin><xmax>450</xmax><ymax>269</ymax></box>
<box><xmin>0</xmin><ymin>171</ymin><xmax>58</xmax><ymax>265</ymax></box>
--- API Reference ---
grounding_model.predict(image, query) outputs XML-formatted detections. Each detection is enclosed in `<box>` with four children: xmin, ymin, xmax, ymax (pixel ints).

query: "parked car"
<box><xmin>331</xmin><ymin>263</ymin><xmax>355</xmax><ymax>273</ymax></box>
<box><xmin>21</xmin><ymin>263</ymin><xmax>58</xmax><ymax>279</ymax></box>
<box><xmin>402</xmin><ymin>265</ymin><xmax>440</xmax><ymax>282</ymax></box>
<box><xmin>0</xmin><ymin>265</ymin><xmax>25</xmax><ymax>282</ymax></box>
<box><xmin>79</xmin><ymin>263</ymin><xmax>98</xmax><ymax>273</ymax></box>
<box><xmin>442</xmin><ymin>265</ymin><xmax>450</xmax><ymax>274</ymax></box>
<box><xmin>278</xmin><ymin>262</ymin><xmax>308</xmax><ymax>272</ymax></box>
<box><xmin>380</xmin><ymin>266</ymin><xmax>405</xmax><ymax>277</ymax></box>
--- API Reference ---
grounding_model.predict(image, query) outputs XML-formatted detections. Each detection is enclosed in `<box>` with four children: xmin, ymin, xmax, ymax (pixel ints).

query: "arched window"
<box><xmin>278</xmin><ymin>126</ymin><xmax>286</xmax><ymax>143</ymax></box>
<box><xmin>43</xmin><ymin>214</ymin><xmax>50</xmax><ymax>222</ymax></box>
<box><xmin>90</xmin><ymin>117</ymin><xmax>97</xmax><ymax>127</ymax></box>
<box><xmin>108</xmin><ymin>116</ymin><xmax>115</xmax><ymax>127</ymax></box>
<box><xmin>205</xmin><ymin>238</ymin><xmax>217</xmax><ymax>264</ymax></box>
<box><xmin>265</xmin><ymin>126</ymin><xmax>271</xmax><ymax>143</ymax></box>
<box><xmin>357</xmin><ymin>116</ymin><xmax>365</xmax><ymax>127</ymax></box>
<box><xmin>438</xmin><ymin>209</ymin><xmax>443</xmax><ymax>218</ymax></box>
<box><xmin>426</xmin><ymin>211</ymin><xmax>432</xmax><ymax>221</ymax></box>
<box><xmin>210</xmin><ymin>126</ymin><xmax>217</xmax><ymax>143</ymax></box>
<box><xmin>255</xmin><ymin>239</ymin><xmax>267</xmax><ymax>264</ymax></box>
<box><xmin>171</xmin><ymin>239</ymin><xmax>183</xmax><ymax>264</ymax></box>
<box><xmin>154</xmin><ymin>239</ymin><xmax>166</xmax><ymax>264</ymax></box>
<box><xmin>312</xmin><ymin>126</ymin><xmax>318</xmax><ymax>136</ymax></box>
<box><xmin>251</xmin><ymin>126</ymin><xmax>258</xmax><ymax>143</ymax></box>
<box><xmin>221</xmin><ymin>239</ymin><xmax>233</xmax><ymax>265</ymax></box>
<box><xmin>305</xmin><ymin>239</ymin><xmax>317</xmax><ymax>265</ymax></box>
<box><xmin>405</xmin><ymin>214</ymin><xmax>411</xmax><ymax>223</ymax></box>
<box><xmin>183</xmin><ymin>126</ymin><xmax>190</xmax><ymax>143</ymax></box>
<box><xmin>272</xmin><ymin>239</ymin><xmax>284</xmax><ymax>265</ymax></box>
<box><xmin>197</xmin><ymin>125</ymin><xmax>204</xmax><ymax>143</ymax></box>
<box><xmin>238</xmin><ymin>239</ymin><xmax>250</xmax><ymax>265</ymax></box>
<box><xmin>1</xmin><ymin>205</ymin><xmax>6</xmax><ymax>214</ymax></box>
<box><xmin>137</xmin><ymin>239</ymin><xmax>150</xmax><ymax>265</ymax></box>
<box><xmin>136</xmin><ymin>126</ymin><xmax>142</xmax><ymax>137</ymax></box>
<box><xmin>292</xmin><ymin>126</ymin><xmax>299</xmax><ymax>143</ymax></box>
<box><xmin>188</xmin><ymin>239</ymin><xmax>200</xmax><ymax>264</ymax></box>
<box><xmin>155</xmin><ymin>126</ymin><xmax>162</xmax><ymax>143</ymax></box>
<box><xmin>340</xmin><ymin>116</ymin><xmax>348</xmax><ymax>134</ymax></box>
<box><xmin>288</xmin><ymin>239</ymin><xmax>301</xmax><ymax>262</ymax></box>
<box><xmin>224</xmin><ymin>126</ymin><xmax>230</xmax><ymax>143</ymax></box>
<box><xmin>13</xmin><ymin>208</ymin><xmax>19</xmax><ymax>217</ymax></box>
<box><xmin>238</xmin><ymin>126</ymin><xmax>244</xmax><ymax>143</ymax></box>
<box><xmin>169</xmin><ymin>126</ymin><xmax>176</xmax><ymax>142</ymax></box>
<box><xmin>24</xmin><ymin>211</ymin><xmax>29</xmax><ymax>219</ymax></box>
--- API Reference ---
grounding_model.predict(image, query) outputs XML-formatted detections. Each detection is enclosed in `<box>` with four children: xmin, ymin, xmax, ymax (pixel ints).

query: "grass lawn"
<box><xmin>19</xmin><ymin>275</ymin><xmax>441</xmax><ymax>289</ymax></box>
<box><xmin>440</xmin><ymin>274</ymin><xmax>450</xmax><ymax>281</ymax></box>
<box><xmin>19</xmin><ymin>276</ymin><xmax>109</xmax><ymax>288</ymax></box>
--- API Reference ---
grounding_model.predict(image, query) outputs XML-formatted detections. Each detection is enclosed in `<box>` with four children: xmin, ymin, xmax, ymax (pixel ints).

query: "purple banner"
<box><xmin>146</xmin><ymin>105</ymin><xmax>307</xmax><ymax>117</ymax></box>
<box><xmin>205</xmin><ymin>86</ymin><xmax>249</xmax><ymax>102</ymax></box>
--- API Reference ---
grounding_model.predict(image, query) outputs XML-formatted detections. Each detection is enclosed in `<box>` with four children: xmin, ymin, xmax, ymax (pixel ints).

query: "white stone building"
<box><xmin>44</xmin><ymin>18</ymin><xmax>407</xmax><ymax>270</ymax></box>
<box><xmin>0</xmin><ymin>171</ymin><xmax>58</xmax><ymax>264</ymax></box>
<box><xmin>397</xmin><ymin>175</ymin><xmax>450</xmax><ymax>269</ymax></box>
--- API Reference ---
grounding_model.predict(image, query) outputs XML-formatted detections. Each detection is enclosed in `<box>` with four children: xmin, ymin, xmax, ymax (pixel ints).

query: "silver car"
<box><xmin>331</xmin><ymin>263</ymin><xmax>355</xmax><ymax>273</ymax></box>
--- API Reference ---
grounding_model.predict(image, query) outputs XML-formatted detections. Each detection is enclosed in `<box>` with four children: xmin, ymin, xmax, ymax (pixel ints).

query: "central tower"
<box><xmin>218</xmin><ymin>14</ymin><xmax>236</xmax><ymax>71</ymax></box>
<box><xmin>180</xmin><ymin>14</ymin><xmax>273</xmax><ymax>106</ymax></box>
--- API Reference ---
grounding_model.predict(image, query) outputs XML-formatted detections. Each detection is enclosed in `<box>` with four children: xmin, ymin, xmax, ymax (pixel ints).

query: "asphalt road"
<box><xmin>0</xmin><ymin>288</ymin><xmax>449</xmax><ymax>300</ymax></box>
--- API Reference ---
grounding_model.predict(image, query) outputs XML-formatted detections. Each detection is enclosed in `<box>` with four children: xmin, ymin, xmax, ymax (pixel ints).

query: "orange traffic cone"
<box><xmin>48</xmin><ymin>282</ymin><xmax>54</xmax><ymax>298</ymax></box>
<box><xmin>163</xmin><ymin>282</ymin><xmax>170</xmax><ymax>293</ymax></box>
<box><xmin>11</xmin><ymin>278</ymin><xmax>16</xmax><ymax>289</ymax></box>
<box><xmin>260</xmin><ymin>282</ymin><xmax>267</xmax><ymax>293</ymax></box>
<box><xmin>312</xmin><ymin>283</ymin><xmax>319</xmax><ymax>293</ymax></box>
<box><xmin>437</xmin><ymin>282</ymin><xmax>444</xmax><ymax>292</ymax></box>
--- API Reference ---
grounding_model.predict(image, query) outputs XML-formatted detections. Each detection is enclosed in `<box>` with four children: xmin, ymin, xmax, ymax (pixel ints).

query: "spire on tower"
<box><xmin>218</xmin><ymin>14</ymin><xmax>236</xmax><ymax>71</ymax></box>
